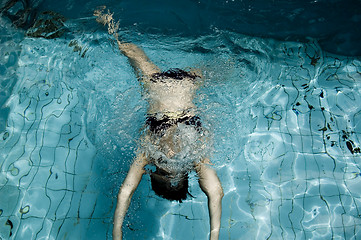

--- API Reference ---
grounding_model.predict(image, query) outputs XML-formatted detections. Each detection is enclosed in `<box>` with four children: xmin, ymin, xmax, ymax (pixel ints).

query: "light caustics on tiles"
<box><xmin>0</xmin><ymin>37</ymin><xmax>109</xmax><ymax>239</ymax></box>
<box><xmin>236</xmin><ymin>42</ymin><xmax>361</xmax><ymax>239</ymax></box>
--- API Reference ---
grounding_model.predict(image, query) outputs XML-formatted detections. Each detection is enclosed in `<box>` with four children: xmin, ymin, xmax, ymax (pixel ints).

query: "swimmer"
<box><xmin>94</xmin><ymin>7</ymin><xmax>223</xmax><ymax>240</ymax></box>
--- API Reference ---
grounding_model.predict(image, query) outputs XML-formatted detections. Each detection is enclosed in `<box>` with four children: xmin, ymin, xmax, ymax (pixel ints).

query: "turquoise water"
<box><xmin>1</xmin><ymin>2</ymin><xmax>361</xmax><ymax>240</ymax></box>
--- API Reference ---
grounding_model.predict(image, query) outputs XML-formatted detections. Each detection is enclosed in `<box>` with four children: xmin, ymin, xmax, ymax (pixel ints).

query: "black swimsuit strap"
<box><xmin>150</xmin><ymin>68</ymin><xmax>200</xmax><ymax>82</ymax></box>
<box><xmin>146</xmin><ymin>115</ymin><xmax>202</xmax><ymax>134</ymax></box>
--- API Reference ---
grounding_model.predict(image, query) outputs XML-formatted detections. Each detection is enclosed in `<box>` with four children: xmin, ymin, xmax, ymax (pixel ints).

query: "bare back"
<box><xmin>144</xmin><ymin>77</ymin><xmax>197</xmax><ymax>115</ymax></box>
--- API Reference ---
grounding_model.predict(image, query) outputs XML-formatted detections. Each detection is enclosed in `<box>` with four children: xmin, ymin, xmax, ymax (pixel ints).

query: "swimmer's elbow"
<box><xmin>207</xmin><ymin>184</ymin><xmax>224</xmax><ymax>200</ymax></box>
<box><xmin>216</xmin><ymin>185</ymin><xmax>224</xmax><ymax>200</ymax></box>
<box><xmin>219</xmin><ymin>186</ymin><xmax>224</xmax><ymax>199</ymax></box>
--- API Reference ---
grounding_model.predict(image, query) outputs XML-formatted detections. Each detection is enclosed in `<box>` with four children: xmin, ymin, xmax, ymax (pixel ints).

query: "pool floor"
<box><xmin>1</xmin><ymin>17</ymin><xmax>361</xmax><ymax>240</ymax></box>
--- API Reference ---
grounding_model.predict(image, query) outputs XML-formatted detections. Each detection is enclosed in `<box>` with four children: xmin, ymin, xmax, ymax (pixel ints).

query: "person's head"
<box><xmin>150</xmin><ymin>167</ymin><xmax>190</xmax><ymax>202</ymax></box>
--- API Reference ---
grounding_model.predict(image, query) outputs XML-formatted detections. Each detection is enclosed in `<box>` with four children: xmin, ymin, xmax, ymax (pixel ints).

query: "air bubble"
<box><xmin>2</xmin><ymin>131</ymin><xmax>9</xmax><ymax>140</ymax></box>
<box><xmin>9</xmin><ymin>164</ymin><xmax>19</xmax><ymax>176</ymax></box>
<box><xmin>20</xmin><ymin>205</ymin><xmax>30</xmax><ymax>214</ymax></box>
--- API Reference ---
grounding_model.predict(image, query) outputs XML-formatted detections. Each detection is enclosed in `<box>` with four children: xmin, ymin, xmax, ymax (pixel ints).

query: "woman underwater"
<box><xmin>94</xmin><ymin>7</ymin><xmax>223</xmax><ymax>240</ymax></box>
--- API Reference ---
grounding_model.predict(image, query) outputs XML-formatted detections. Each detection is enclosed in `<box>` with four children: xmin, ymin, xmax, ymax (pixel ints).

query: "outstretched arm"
<box><xmin>94</xmin><ymin>7</ymin><xmax>160</xmax><ymax>77</ymax></box>
<box><xmin>196</xmin><ymin>159</ymin><xmax>224</xmax><ymax>240</ymax></box>
<box><xmin>116</xmin><ymin>42</ymin><xmax>160</xmax><ymax>77</ymax></box>
<box><xmin>113</xmin><ymin>153</ymin><xmax>148</xmax><ymax>240</ymax></box>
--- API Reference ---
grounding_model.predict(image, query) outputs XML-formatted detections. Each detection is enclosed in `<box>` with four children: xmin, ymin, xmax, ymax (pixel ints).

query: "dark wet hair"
<box><xmin>151</xmin><ymin>68</ymin><xmax>200</xmax><ymax>82</ymax></box>
<box><xmin>150</xmin><ymin>167</ymin><xmax>191</xmax><ymax>202</ymax></box>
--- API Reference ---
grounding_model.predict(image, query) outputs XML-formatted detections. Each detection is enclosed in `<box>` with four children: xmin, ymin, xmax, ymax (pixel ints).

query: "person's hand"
<box><xmin>94</xmin><ymin>6</ymin><xmax>108</xmax><ymax>25</ymax></box>
<box><xmin>94</xmin><ymin>6</ymin><xmax>119</xmax><ymax>36</ymax></box>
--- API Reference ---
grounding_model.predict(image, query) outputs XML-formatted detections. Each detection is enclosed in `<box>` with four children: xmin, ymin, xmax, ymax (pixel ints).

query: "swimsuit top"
<box><xmin>150</xmin><ymin>68</ymin><xmax>200</xmax><ymax>83</ymax></box>
<box><xmin>143</xmin><ymin>68</ymin><xmax>203</xmax><ymax>178</ymax></box>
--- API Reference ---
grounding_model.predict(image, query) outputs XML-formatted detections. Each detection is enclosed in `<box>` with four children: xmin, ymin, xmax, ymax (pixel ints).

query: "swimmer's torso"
<box><xmin>140</xmin><ymin>70</ymin><xmax>205</xmax><ymax>175</ymax></box>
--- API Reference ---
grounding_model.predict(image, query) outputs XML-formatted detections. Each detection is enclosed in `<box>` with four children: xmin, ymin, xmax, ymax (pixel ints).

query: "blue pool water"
<box><xmin>1</xmin><ymin>0</ymin><xmax>361</xmax><ymax>239</ymax></box>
